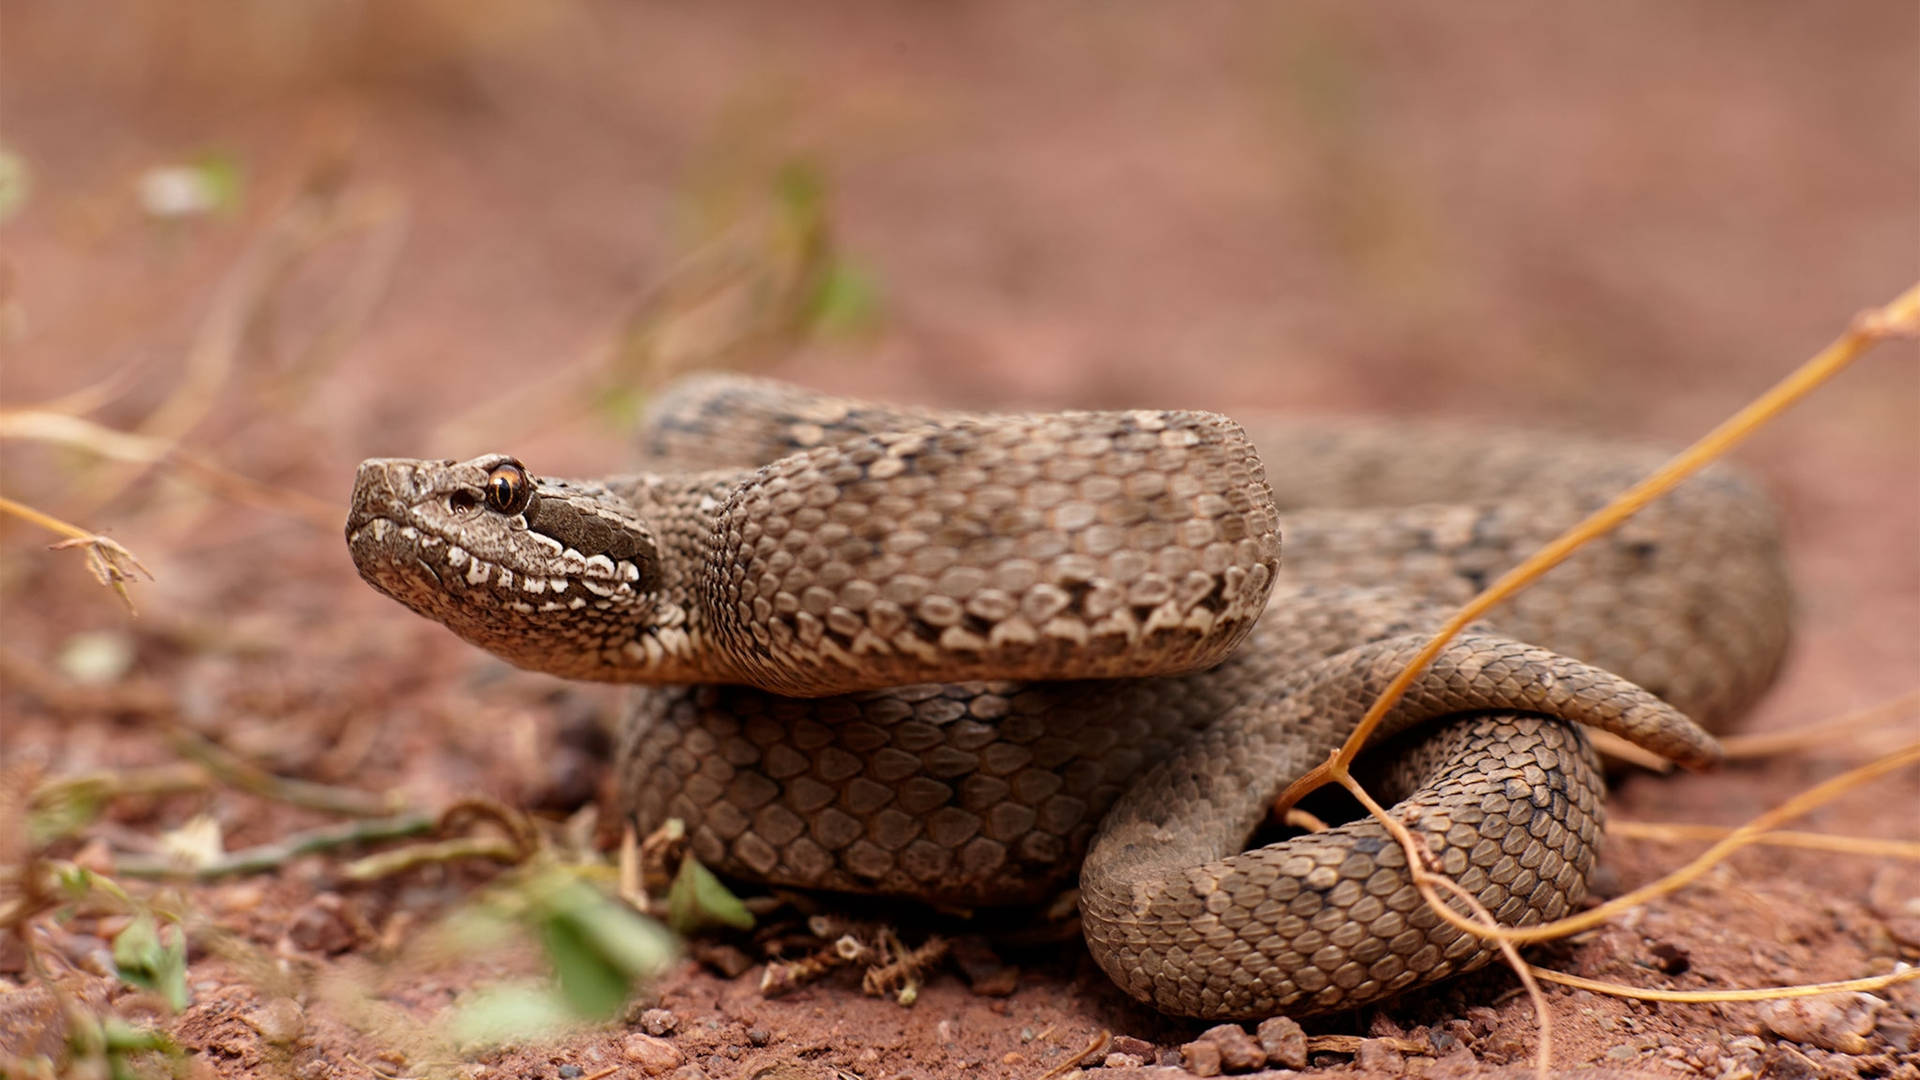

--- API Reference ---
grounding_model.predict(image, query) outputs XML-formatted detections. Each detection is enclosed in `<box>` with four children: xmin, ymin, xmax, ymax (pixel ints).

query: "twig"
<box><xmin>115</xmin><ymin>812</ymin><xmax>436</xmax><ymax>880</ymax></box>
<box><xmin>1035</xmin><ymin>1030</ymin><xmax>1110</xmax><ymax>1080</ymax></box>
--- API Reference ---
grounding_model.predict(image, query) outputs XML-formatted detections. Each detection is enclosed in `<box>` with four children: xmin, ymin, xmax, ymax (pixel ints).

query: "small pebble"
<box><xmin>1757</xmin><ymin>1045</ymin><xmax>1819</xmax><ymax>1080</ymax></box>
<box><xmin>247</xmin><ymin>997</ymin><xmax>305</xmax><ymax>1045</ymax></box>
<box><xmin>1103</xmin><ymin>1053</ymin><xmax>1144</xmax><ymax>1069</ymax></box>
<box><xmin>558</xmin><ymin>1067</ymin><xmax>583</xmax><ymax>1079</ymax></box>
<box><xmin>1112</xmin><ymin>1035</ymin><xmax>1156</xmax><ymax>1059</ymax></box>
<box><xmin>1180</xmin><ymin>1040</ymin><xmax>1222</xmax><ymax>1078</ymax></box>
<box><xmin>639</xmin><ymin>1008</ymin><xmax>679</xmax><ymax>1037</ymax></box>
<box><xmin>1196</xmin><ymin>1024</ymin><xmax>1264</xmax><ymax>1072</ymax></box>
<box><xmin>1355</xmin><ymin>1038</ymin><xmax>1405</xmax><ymax>1074</ymax></box>
<box><xmin>621</xmin><ymin>1033</ymin><xmax>686</xmax><ymax>1076</ymax></box>
<box><xmin>1255</xmin><ymin>1016</ymin><xmax>1308</xmax><ymax>1069</ymax></box>
<box><xmin>1756</xmin><ymin>992</ymin><xmax>1883</xmax><ymax>1054</ymax></box>
<box><xmin>747</xmin><ymin>1027</ymin><xmax>771</xmax><ymax>1047</ymax></box>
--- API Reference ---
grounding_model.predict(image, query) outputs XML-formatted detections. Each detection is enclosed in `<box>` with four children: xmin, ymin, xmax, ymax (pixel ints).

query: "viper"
<box><xmin>346</xmin><ymin>375</ymin><xmax>1789</xmax><ymax>1019</ymax></box>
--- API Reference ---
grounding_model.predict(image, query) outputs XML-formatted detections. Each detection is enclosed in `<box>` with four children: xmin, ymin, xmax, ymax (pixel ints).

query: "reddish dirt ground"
<box><xmin>3</xmin><ymin>4</ymin><xmax>1917</xmax><ymax>1079</ymax></box>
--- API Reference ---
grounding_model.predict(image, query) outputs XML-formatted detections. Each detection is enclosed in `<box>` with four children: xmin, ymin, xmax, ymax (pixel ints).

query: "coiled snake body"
<box><xmin>346</xmin><ymin>376</ymin><xmax>1790</xmax><ymax>1019</ymax></box>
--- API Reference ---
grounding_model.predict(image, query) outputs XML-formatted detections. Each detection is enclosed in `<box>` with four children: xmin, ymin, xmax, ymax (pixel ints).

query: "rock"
<box><xmin>1354</xmin><ymin>1038</ymin><xmax>1405</xmax><ymax>1074</ymax></box>
<box><xmin>247</xmin><ymin>997</ymin><xmax>305</xmax><ymax>1045</ymax></box>
<box><xmin>1180</xmin><ymin>1039</ymin><xmax>1222</xmax><ymax>1077</ymax></box>
<box><xmin>622</xmin><ymin>1032</ymin><xmax>687</xmax><ymax>1075</ymax></box>
<box><xmin>1104</xmin><ymin>1053</ymin><xmax>1145</xmax><ymax>1068</ymax></box>
<box><xmin>1255</xmin><ymin>1016</ymin><xmax>1308</xmax><ymax>1069</ymax></box>
<box><xmin>1757</xmin><ymin>992</ymin><xmax>1883</xmax><ymax>1054</ymax></box>
<box><xmin>1195</xmin><ymin>1024</ymin><xmax>1264</xmax><ymax>1072</ymax></box>
<box><xmin>1876</xmin><ymin>1010</ymin><xmax>1917</xmax><ymax>1053</ymax></box>
<box><xmin>639</xmin><ymin>1008</ymin><xmax>679</xmax><ymax>1037</ymax></box>
<box><xmin>1112</xmin><ymin>1035</ymin><xmax>1157</xmax><ymax>1059</ymax></box>
<box><xmin>1757</xmin><ymin>1046</ymin><xmax>1820</xmax><ymax>1080</ymax></box>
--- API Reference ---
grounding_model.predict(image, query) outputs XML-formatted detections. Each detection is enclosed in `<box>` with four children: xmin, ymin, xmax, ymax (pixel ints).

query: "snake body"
<box><xmin>346</xmin><ymin>375</ymin><xmax>1791</xmax><ymax>1019</ymax></box>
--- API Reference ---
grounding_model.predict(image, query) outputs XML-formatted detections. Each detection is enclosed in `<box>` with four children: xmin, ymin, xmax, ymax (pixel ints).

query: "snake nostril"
<box><xmin>448</xmin><ymin>489</ymin><xmax>481</xmax><ymax>515</ymax></box>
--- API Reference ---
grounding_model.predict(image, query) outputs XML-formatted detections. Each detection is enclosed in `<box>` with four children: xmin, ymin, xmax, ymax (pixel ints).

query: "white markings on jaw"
<box><xmin>523</xmin><ymin>576</ymin><xmax>546</xmax><ymax>594</ymax></box>
<box><xmin>466</xmin><ymin>560</ymin><xmax>492</xmax><ymax>586</ymax></box>
<box><xmin>447</xmin><ymin>546</ymin><xmax>470</xmax><ymax>569</ymax></box>
<box><xmin>617</xmin><ymin>561</ymin><xmax>640</xmax><ymax>583</ymax></box>
<box><xmin>529</xmin><ymin>533</ymin><xmax>565</xmax><ymax>556</ymax></box>
<box><xmin>585</xmin><ymin>554</ymin><xmax>616</xmax><ymax>577</ymax></box>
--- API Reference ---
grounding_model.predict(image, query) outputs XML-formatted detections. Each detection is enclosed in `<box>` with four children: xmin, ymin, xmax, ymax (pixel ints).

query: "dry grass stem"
<box><xmin>0</xmin><ymin>410</ymin><xmax>337</xmax><ymax>529</ymax></box>
<box><xmin>1528</xmin><ymin>965</ymin><xmax>1920</xmax><ymax>1003</ymax></box>
<box><xmin>1608</xmin><ymin>820</ymin><xmax>1920</xmax><ymax>859</ymax></box>
<box><xmin>0</xmin><ymin>493</ymin><xmax>153</xmax><ymax>613</ymax></box>
<box><xmin>1583</xmin><ymin>729</ymin><xmax>1676</xmax><ymax>773</ymax></box>
<box><xmin>1718</xmin><ymin>690</ymin><xmax>1920</xmax><ymax>759</ymax></box>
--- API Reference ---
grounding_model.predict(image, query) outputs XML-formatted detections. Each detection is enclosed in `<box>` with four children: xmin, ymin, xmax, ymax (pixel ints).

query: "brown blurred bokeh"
<box><xmin>1</xmin><ymin>4</ymin><xmax>1915</xmax><ymax>1071</ymax></box>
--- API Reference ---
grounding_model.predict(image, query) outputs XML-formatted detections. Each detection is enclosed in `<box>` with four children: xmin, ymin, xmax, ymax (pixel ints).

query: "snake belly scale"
<box><xmin>346</xmin><ymin>375</ymin><xmax>1790</xmax><ymax>1019</ymax></box>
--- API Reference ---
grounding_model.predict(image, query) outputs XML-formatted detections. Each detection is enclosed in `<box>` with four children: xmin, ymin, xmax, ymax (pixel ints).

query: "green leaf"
<box><xmin>666</xmin><ymin>855</ymin><xmax>755</xmax><ymax>936</ymax></box>
<box><xmin>560</xmin><ymin>891</ymin><xmax>679</xmax><ymax>986</ymax></box>
<box><xmin>538</xmin><ymin>911</ymin><xmax>630</xmax><ymax>1019</ymax></box>
<box><xmin>111</xmin><ymin>913</ymin><xmax>191</xmax><ymax>1010</ymax></box>
<box><xmin>444</xmin><ymin>980</ymin><xmax>576</xmax><ymax>1050</ymax></box>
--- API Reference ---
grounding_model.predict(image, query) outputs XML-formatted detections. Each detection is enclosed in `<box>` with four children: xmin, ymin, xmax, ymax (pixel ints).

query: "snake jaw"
<box><xmin>347</xmin><ymin>455</ymin><xmax>696</xmax><ymax>681</ymax></box>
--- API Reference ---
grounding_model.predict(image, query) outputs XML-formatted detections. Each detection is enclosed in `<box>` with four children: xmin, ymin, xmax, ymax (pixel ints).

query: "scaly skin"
<box><xmin>346</xmin><ymin>375</ymin><xmax>1790</xmax><ymax>1019</ymax></box>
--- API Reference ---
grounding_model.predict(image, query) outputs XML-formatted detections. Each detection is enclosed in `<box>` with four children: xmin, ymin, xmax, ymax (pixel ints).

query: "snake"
<box><xmin>345</xmin><ymin>374</ymin><xmax>1791</xmax><ymax>1020</ymax></box>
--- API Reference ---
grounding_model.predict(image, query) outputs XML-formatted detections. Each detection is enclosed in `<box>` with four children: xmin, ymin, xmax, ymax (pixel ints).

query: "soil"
<box><xmin>2</xmin><ymin>3</ymin><xmax>1916</xmax><ymax>1079</ymax></box>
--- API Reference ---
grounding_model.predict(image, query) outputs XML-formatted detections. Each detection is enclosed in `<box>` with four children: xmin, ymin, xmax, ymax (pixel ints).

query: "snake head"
<box><xmin>346</xmin><ymin>455</ymin><xmax>677</xmax><ymax>680</ymax></box>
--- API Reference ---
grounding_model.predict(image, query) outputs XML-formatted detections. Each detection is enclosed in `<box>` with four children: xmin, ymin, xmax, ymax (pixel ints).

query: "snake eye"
<box><xmin>484</xmin><ymin>461</ymin><xmax>531</xmax><ymax>515</ymax></box>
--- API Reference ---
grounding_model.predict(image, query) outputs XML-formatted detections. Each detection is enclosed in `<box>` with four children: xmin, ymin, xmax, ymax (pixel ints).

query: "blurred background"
<box><xmin>4</xmin><ymin>0</ymin><xmax>1914</xmax><ymax>721</ymax></box>
<box><xmin>2</xmin><ymin>2</ymin><xmax>1916</xmax><ymax>1070</ymax></box>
